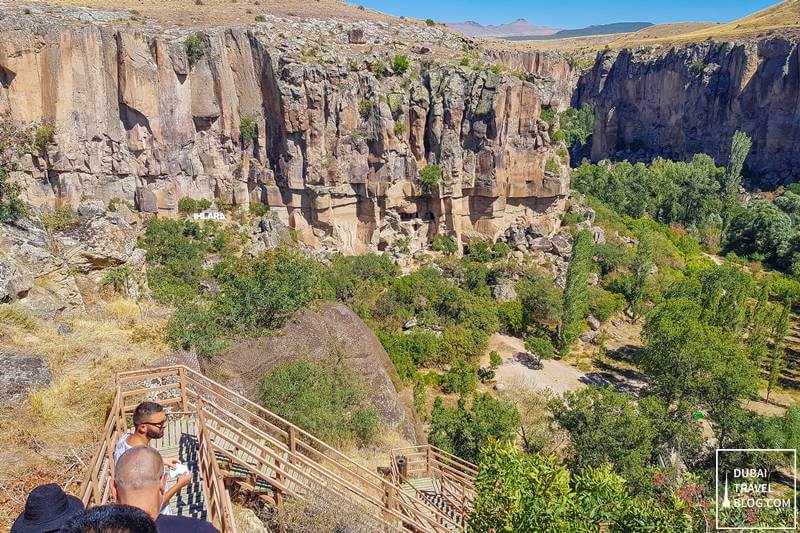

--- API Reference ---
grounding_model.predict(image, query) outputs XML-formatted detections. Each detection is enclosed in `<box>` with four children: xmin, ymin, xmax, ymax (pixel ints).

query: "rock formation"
<box><xmin>209</xmin><ymin>301</ymin><xmax>418</xmax><ymax>441</ymax></box>
<box><xmin>0</xmin><ymin>7</ymin><xmax>572</xmax><ymax>257</ymax></box>
<box><xmin>575</xmin><ymin>39</ymin><xmax>800</xmax><ymax>185</ymax></box>
<box><xmin>0</xmin><ymin>204</ymin><xmax>146</xmax><ymax>317</ymax></box>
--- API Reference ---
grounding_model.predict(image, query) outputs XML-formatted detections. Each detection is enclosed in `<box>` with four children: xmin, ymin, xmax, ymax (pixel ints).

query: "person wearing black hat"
<box><xmin>11</xmin><ymin>483</ymin><xmax>84</xmax><ymax>533</ymax></box>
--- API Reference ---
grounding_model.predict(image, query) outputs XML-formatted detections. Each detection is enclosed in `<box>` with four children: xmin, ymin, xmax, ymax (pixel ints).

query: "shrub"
<box><xmin>100</xmin><ymin>265</ymin><xmax>133</xmax><ymax>295</ymax></box>
<box><xmin>107</xmin><ymin>198</ymin><xmax>135</xmax><ymax>212</ymax></box>
<box><xmin>441</xmin><ymin>361</ymin><xmax>478</xmax><ymax>395</ymax></box>
<box><xmin>33</xmin><ymin>124</ymin><xmax>55</xmax><ymax>153</ymax></box>
<box><xmin>372</xmin><ymin>61</ymin><xmax>388</xmax><ymax>78</ymax></box>
<box><xmin>491</xmin><ymin>64</ymin><xmax>505</xmax><ymax>75</ymax></box>
<box><xmin>254</xmin><ymin>15</ymin><xmax>266</xmax><ymax>22</ymax></box>
<box><xmin>524</xmin><ymin>336</ymin><xmax>555</xmax><ymax>359</ymax></box>
<box><xmin>491</xmin><ymin>241</ymin><xmax>511</xmax><ymax>257</ymax></box>
<box><xmin>185</xmin><ymin>34</ymin><xmax>206</xmax><ymax>66</ymax></box>
<box><xmin>240</xmin><ymin>114</ymin><xmax>257</xmax><ymax>143</ymax></box>
<box><xmin>0</xmin><ymin>165</ymin><xmax>25</xmax><ymax>222</ymax></box>
<box><xmin>497</xmin><ymin>301</ymin><xmax>524</xmax><ymax>336</ymax></box>
<box><xmin>41</xmin><ymin>207</ymin><xmax>77</xmax><ymax>232</ymax></box>
<box><xmin>392</xmin><ymin>54</ymin><xmax>410</xmax><ymax>74</ymax></box>
<box><xmin>545</xmin><ymin>156</ymin><xmax>560</xmax><ymax>174</ymax></box>
<box><xmin>393</xmin><ymin>121</ymin><xmax>405</xmax><ymax>137</ymax></box>
<box><xmin>359</xmin><ymin>98</ymin><xmax>373</xmax><ymax>120</ymax></box>
<box><xmin>558</xmin><ymin>105</ymin><xmax>595</xmax><ymax>147</ymax></box>
<box><xmin>690</xmin><ymin>59</ymin><xmax>707</xmax><ymax>76</ymax></box>
<box><xmin>419</xmin><ymin>164</ymin><xmax>442</xmax><ymax>189</ymax></box>
<box><xmin>166</xmin><ymin>303</ymin><xmax>229</xmax><ymax>357</ymax></box>
<box><xmin>177</xmin><ymin>197</ymin><xmax>212</xmax><ymax>214</ymax></box>
<box><xmin>589</xmin><ymin>287</ymin><xmax>626</xmax><ymax>322</ymax></box>
<box><xmin>141</xmin><ymin>218</ymin><xmax>205</xmax><ymax>303</ymax></box>
<box><xmin>459</xmin><ymin>56</ymin><xmax>470</xmax><ymax>67</ymax></box>
<box><xmin>260</xmin><ymin>356</ymin><xmax>379</xmax><ymax>445</ymax></box>
<box><xmin>249</xmin><ymin>203</ymin><xmax>269</xmax><ymax>217</ymax></box>
<box><xmin>431</xmin><ymin>234</ymin><xmax>458</xmax><ymax>255</ymax></box>
<box><xmin>425</xmin><ymin>18</ymin><xmax>435</xmax><ymax>26</ymax></box>
<box><xmin>539</xmin><ymin>106</ymin><xmax>556</xmax><ymax>126</ymax></box>
<box><xmin>413</xmin><ymin>380</ymin><xmax>427</xmax><ymax>417</ymax></box>
<box><xmin>378</xmin><ymin>329</ymin><xmax>440</xmax><ymax>381</ymax></box>
<box><xmin>438</xmin><ymin>325</ymin><xmax>487</xmax><ymax>364</ymax></box>
<box><xmin>428</xmin><ymin>394</ymin><xmax>519</xmax><ymax>463</ymax></box>
<box><xmin>489</xmin><ymin>350</ymin><xmax>502</xmax><ymax>369</ymax></box>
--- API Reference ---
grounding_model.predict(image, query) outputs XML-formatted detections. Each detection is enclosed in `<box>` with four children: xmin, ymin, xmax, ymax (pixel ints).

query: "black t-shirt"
<box><xmin>156</xmin><ymin>514</ymin><xmax>220</xmax><ymax>533</ymax></box>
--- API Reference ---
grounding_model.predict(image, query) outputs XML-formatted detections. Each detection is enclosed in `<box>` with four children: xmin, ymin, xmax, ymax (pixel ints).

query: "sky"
<box><xmin>356</xmin><ymin>0</ymin><xmax>779</xmax><ymax>29</ymax></box>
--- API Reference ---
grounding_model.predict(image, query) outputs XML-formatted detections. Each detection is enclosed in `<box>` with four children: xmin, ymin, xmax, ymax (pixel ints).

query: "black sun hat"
<box><xmin>11</xmin><ymin>483</ymin><xmax>85</xmax><ymax>533</ymax></box>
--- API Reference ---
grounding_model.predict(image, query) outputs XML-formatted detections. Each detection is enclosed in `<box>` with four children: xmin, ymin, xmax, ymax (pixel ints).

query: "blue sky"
<box><xmin>356</xmin><ymin>0</ymin><xmax>778</xmax><ymax>29</ymax></box>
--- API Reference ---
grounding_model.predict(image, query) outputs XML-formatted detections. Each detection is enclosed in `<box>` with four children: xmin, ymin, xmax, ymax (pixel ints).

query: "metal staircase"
<box><xmin>78</xmin><ymin>366</ymin><xmax>477</xmax><ymax>532</ymax></box>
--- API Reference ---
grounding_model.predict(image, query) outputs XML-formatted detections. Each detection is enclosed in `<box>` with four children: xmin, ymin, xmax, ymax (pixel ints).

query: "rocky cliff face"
<box><xmin>575</xmin><ymin>39</ymin><xmax>800</xmax><ymax>185</ymax></box>
<box><xmin>0</xmin><ymin>7</ymin><xmax>571</xmax><ymax>256</ymax></box>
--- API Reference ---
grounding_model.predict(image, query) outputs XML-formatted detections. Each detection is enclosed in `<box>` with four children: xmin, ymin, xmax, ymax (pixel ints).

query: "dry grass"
<box><xmin>0</xmin><ymin>298</ymin><xmax>171</xmax><ymax>529</ymax></box>
<box><xmin>35</xmin><ymin>0</ymin><xmax>394</xmax><ymax>27</ymax></box>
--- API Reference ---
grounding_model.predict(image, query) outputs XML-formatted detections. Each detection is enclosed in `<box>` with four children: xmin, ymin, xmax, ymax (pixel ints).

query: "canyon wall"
<box><xmin>575</xmin><ymin>39</ymin><xmax>800</xmax><ymax>185</ymax></box>
<box><xmin>0</xmin><ymin>13</ymin><xmax>572</xmax><ymax>255</ymax></box>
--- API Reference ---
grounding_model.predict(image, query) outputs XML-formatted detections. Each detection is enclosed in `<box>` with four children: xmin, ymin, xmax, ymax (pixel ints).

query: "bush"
<box><xmin>524</xmin><ymin>336</ymin><xmax>555</xmax><ymax>359</ymax></box>
<box><xmin>419</xmin><ymin>164</ymin><xmax>442</xmax><ymax>189</ymax></box>
<box><xmin>249</xmin><ymin>203</ymin><xmax>269</xmax><ymax>217</ymax></box>
<box><xmin>0</xmin><ymin>304</ymin><xmax>38</xmax><ymax>331</ymax></box>
<box><xmin>240</xmin><ymin>115</ymin><xmax>257</xmax><ymax>143</ymax></box>
<box><xmin>545</xmin><ymin>156</ymin><xmax>560</xmax><ymax>174</ymax></box>
<box><xmin>0</xmin><ymin>165</ymin><xmax>25</xmax><ymax>222</ymax></box>
<box><xmin>539</xmin><ymin>107</ymin><xmax>556</xmax><ymax>126</ymax></box>
<box><xmin>690</xmin><ymin>59</ymin><xmax>707</xmax><ymax>76</ymax></box>
<box><xmin>177</xmin><ymin>197</ymin><xmax>212</xmax><ymax>214</ymax></box>
<box><xmin>254</xmin><ymin>15</ymin><xmax>266</xmax><ymax>22</ymax></box>
<box><xmin>41</xmin><ymin>207</ymin><xmax>77</xmax><ymax>232</ymax></box>
<box><xmin>359</xmin><ymin>99</ymin><xmax>373</xmax><ymax>120</ymax></box>
<box><xmin>371</xmin><ymin>61</ymin><xmax>388</xmax><ymax>78</ymax></box>
<box><xmin>378</xmin><ymin>329</ymin><xmax>440</xmax><ymax>381</ymax></box>
<box><xmin>425</xmin><ymin>18</ymin><xmax>435</xmax><ymax>26</ymax></box>
<box><xmin>413</xmin><ymin>380</ymin><xmax>427</xmax><ymax>417</ymax></box>
<box><xmin>497</xmin><ymin>300</ymin><xmax>524</xmax><ymax>336</ymax></box>
<box><xmin>459</xmin><ymin>56</ymin><xmax>470</xmax><ymax>67</ymax></box>
<box><xmin>33</xmin><ymin>124</ymin><xmax>55</xmax><ymax>153</ymax></box>
<box><xmin>431</xmin><ymin>234</ymin><xmax>458</xmax><ymax>255</ymax></box>
<box><xmin>441</xmin><ymin>361</ymin><xmax>478</xmax><ymax>395</ymax></box>
<box><xmin>392</xmin><ymin>55</ymin><xmax>410</xmax><ymax>74</ymax></box>
<box><xmin>142</xmin><ymin>218</ymin><xmax>205</xmax><ymax>303</ymax></box>
<box><xmin>438</xmin><ymin>325</ymin><xmax>487</xmax><ymax>364</ymax></box>
<box><xmin>589</xmin><ymin>287</ymin><xmax>626</xmax><ymax>322</ymax></box>
<box><xmin>393</xmin><ymin>121</ymin><xmax>405</xmax><ymax>137</ymax></box>
<box><xmin>166</xmin><ymin>303</ymin><xmax>229</xmax><ymax>357</ymax></box>
<box><xmin>489</xmin><ymin>350</ymin><xmax>502</xmax><ymax>369</ymax></box>
<box><xmin>558</xmin><ymin>105</ymin><xmax>595</xmax><ymax>147</ymax></box>
<box><xmin>260</xmin><ymin>356</ymin><xmax>379</xmax><ymax>445</ymax></box>
<box><xmin>185</xmin><ymin>34</ymin><xmax>206</xmax><ymax>66</ymax></box>
<box><xmin>428</xmin><ymin>394</ymin><xmax>519</xmax><ymax>463</ymax></box>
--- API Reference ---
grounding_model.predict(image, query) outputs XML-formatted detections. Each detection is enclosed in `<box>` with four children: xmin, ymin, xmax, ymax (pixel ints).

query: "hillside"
<box><xmin>505</xmin><ymin>22</ymin><xmax>653</xmax><ymax>41</ymax></box>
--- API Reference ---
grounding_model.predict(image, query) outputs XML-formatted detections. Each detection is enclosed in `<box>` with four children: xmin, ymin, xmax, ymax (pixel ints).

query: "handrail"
<box><xmin>389</xmin><ymin>445</ymin><xmax>478</xmax><ymax>526</ymax></box>
<box><xmin>79</xmin><ymin>366</ymin><xmax>471</xmax><ymax>532</ymax></box>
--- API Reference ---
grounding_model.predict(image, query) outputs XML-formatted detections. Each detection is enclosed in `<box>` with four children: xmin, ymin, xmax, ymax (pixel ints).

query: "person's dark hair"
<box><xmin>60</xmin><ymin>504</ymin><xmax>157</xmax><ymax>533</ymax></box>
<box><xmin>132</xmin><ymin>401</ymin><xmax>164</xmax><ymax>426</ymax></box>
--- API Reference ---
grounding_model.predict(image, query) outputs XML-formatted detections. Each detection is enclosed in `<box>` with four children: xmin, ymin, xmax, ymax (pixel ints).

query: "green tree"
<box><xmin>641</xmin><ymin>297</ymin><xmax>758</xmax><ymax>444</ymax></box>
<box><xmin>551</xmin><ymin>387</ymin><xmax>658</xmax><ymax>492</ymax></box>
<box><xmin>722</xmin><ymin>130</ymin><xmax>752</xmax><ymax>224</ymax></box>
<box><xmin>469</xmin><ymin>441</ymin><xmax>694</xmax><ymax>532</ymax></box>
<box><xmin>558</xmin><ymin>231</ymin><xmax>593</xmax><ymax>352</ymax></box>
<box><xmin>629</xmin><ymin>230</ymin><xmax>655</xmax><ymax>319</ymax></box>
<box><xmin>260</xmin><ymin>355</ymin><xmax>379</xmax><ymax>445</ymax></box>
<box><xmin>428</xmin><ymin>394</ymin><xmax>519</xmax><ymax>463</ymax></box>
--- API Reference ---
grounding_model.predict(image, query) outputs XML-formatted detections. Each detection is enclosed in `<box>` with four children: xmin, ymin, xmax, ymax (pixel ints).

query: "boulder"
<box><xmin>0</xmin><ymin>351</ymin><xmax>51</xmax><ymax>405</ymax></box>
<box><xmin>209</xmin><ymin>302</ymin><xmax>418</xmax><ymax>442</ymax></box>
<box><xmin>551</xmin><ymin>231</ymin><xmax>573</xmax><ymax>257</ymax></box>
<box><xmin>492</xmin><ymin>282</ymin><xmax>518</xmax><ymax>302</ymax></box>
<box><xmin>587</xmin><ymin>315</ymin><xmax>601</xmax><ymax>331</ymax></box>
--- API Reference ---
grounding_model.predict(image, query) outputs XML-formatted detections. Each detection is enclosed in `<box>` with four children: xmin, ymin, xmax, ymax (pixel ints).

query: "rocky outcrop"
<box><xmin>486</xmin><ymin>49</ymin><xmax>580</xmax><ymax>110</ymax></box>
<box><xmin>575</xmin><ymin>40</ymin><xmax>800</xmax><ymax>185</ymax></box>
<box><xmin>0</xmin><ymin>206</ymin><xmax>147</xmax><ymax>318</ymax></box>
<box><xmin>0</xmin><ymin>350</ymin><xmax>51</xmax><ymax>405</ymax></box>
<box><xmin>0</xmin><ymin>8</ymin><xmax>571</xmax><ymax>256</ymax></box>
<box><xmin>209</xmin><ymin>301</ymin><xmax>418</xmax><ymax>441</ymax></box>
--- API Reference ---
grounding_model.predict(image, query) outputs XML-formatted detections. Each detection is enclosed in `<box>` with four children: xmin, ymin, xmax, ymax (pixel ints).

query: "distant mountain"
<box><xmin>505</xmin><ymin>22</ymin><xmax>654</xmax><ymax>41</ymax></box>
<box><xmin>447</xmin><ymin>18</ymin><xmax>560</xmax><ymax>37</ymax></box>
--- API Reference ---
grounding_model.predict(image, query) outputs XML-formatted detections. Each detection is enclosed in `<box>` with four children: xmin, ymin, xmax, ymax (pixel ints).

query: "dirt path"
<box><xmin>488</xmin><ymin>334</ymin><xmax>588</xmax><ymax>395</ymax></box>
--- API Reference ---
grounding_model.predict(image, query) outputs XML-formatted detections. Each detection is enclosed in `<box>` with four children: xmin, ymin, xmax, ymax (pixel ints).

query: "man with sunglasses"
<box><xmin>114</xmin><ymin>401</ymin><xmax>192</xmax><ymax>514</ymax></box>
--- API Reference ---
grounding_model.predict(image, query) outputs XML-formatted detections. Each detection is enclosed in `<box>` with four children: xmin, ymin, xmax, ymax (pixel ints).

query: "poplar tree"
<box><xmin>629</xmin><ymin>230</ymin><xmax>654</xmax><ymax>320</ymax></box>
<box><xmin>558</xmin><ymin>230</ymin><xmax>593</xmax><ymax>353</ymax></box>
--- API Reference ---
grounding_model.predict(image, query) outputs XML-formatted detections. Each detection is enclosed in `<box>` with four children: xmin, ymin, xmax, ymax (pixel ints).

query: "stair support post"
<box><xmin>178</xmin><ymin>367</ymin><xmax>189</xmax><ymax>412</ymax></box>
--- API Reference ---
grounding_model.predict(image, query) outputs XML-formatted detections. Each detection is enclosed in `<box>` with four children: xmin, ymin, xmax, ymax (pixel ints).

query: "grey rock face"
<box><xmin>576</xmin><ymin>41</ymin><xmax>800</xmax><ymax>185</ymax></box>
<box><xmin>0</xmin><ymin>351</ymin><xmax>51</xmax><ymax>405</ymax></box>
